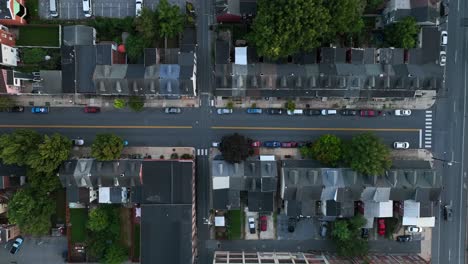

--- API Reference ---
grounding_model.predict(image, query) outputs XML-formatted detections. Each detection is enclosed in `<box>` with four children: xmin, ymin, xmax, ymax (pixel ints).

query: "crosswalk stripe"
<box><xmin>425</xmin><ymin>137</ymin><xmax>432</xmax><ymax>141</ymax></box>
<box><xmin>425</xmin><ymin>114</ymin><xmax>432</xmax><ymax>117</ymax></box>
<box><xmin>426</xmin><ymin>110</ymin><xmax>432</xmax><ymax>113</ymax></box>
<box><xmin>425</xmin><ymin>126</ymin><xmax>432</xmax><ymax>129</ymax></box>
<box><xmin>425</xmin><ymin>118</ymin><xmax>432</xmax><ymax>121</ymax></box>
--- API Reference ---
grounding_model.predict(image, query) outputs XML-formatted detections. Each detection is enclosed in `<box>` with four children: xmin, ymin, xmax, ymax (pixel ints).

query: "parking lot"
<box><xmin>277</xmin><ymin>215</ymin><xmax>318</xmax><ymax>240</ymax></box>
<box><xmin>39</xmin><ymin>0</ymin><xmax>186</xmax><ymax>19</ymax></box>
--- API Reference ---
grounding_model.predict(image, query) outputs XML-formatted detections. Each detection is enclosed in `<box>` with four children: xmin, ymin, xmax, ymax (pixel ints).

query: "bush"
<box><xmin>170</xmin><ymin>153</ymin><xmax>179</xmax><ymax>159</ymax></box>
<box><xmin>159</xmin><ymin>155</ymin><xmax>165</xmax><ymax>159</ymax></box>
<box><xmin>226</xmin><ymin>101</ymin><xmax>234</xmax><ymax>109</ymax></box>
<box><xmin>181</xmin><ymin>153</ymin><xmax>193</xmax><ymax>159</ymax></box>
<box><xmin>285</xmin><ymin>100</ymin><xmax>295</xmax><ymax>111</ymax></box>
<box><xmin>113</xmin><ymin>99</ymin><xmax>126</xmax><ymax>109</ymax></box>
<box><xmin>128</xmin><ymin>96</ymin><xmax>145</xmax><ymax>112</ymax></box>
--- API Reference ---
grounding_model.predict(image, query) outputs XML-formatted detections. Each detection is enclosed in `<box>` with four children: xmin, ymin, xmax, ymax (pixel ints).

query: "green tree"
<box><xmin>343</xmin><ymin>133</ymin><xmax>392</xmax><ymax>175</ymax></box>
<box><xmin>156</xmin><ymin>0</ymin><xmax>186</xmax><ymax>39</ymax></box>
<box><xmin>348</xmin><ymin>214</ymin><xmax>367</xmax><ymax>232</ymax></box>
<box><xmin>22</xmin><ymin>48</ymin><xmax>47</xmax><ymax>64</ymax></box>
<box><xmin>311</xmin><ymin>134</ymin><xmax>343</xmax><ymax>167</ymax></box>
<box><xmin>332</xmin><ymin>220</ymin><xmax>351</xmax><ymax>241</ymax></box>
<box><xmin>219</xmin><ymin>133</ymin><xmax>252</xmax><ymax>163</ymax></box>
<box><xmin>28</xmin><ymin>170</ymin><xmax>62</xmax><ymax>195</ymax></box>
<box><xmin>104</xmin><ymin>244</ymin><xmax>128</xmax><ymax>264</ymax></box>
<box><xmin>299</xmin><ymin>145</ymin><xmax>312</xmax><ymax>159</ymax></box>
<box><xmin>91</xmin><ymin>134</ymin><xmax>124</xmax><ymax>161</ymax></box>
<box><xmin>26</xmin><ymin>134</ymin><xmax>72</xmax><ymax>173</ymax></box>
<box><xmin>365</xmin><ymin>0</ymin><xmax>384</xmax><ymax>12</ymax></box>
<box><xmin>0</xmin><ymin>129</ymin><xmax>42</xmax><ymax>166</ymax></box>
<box><xmin>384</xmin><ymin>16</ymin><xmax>420</xmax><ymax>49</ymax></box>
<box><xmin>285</xmin><ymin>100</ymin><xmax>296</xmax><ymax>112</ymax></box>
<box><xmin>128</xmin><ymin>96</ymin><xmax>145</xmax><ymax>112</ymax></box>
<box><xmin>0</xmin><ymin>96</ymin><xmax>15</xmax><ymax>109</ymax></box>
<box><xmin>88</xmin><ymin>207</ymin><xmax>110</xmax><ymax>232</ymax></box>
<box><xmin>326</xmin><ymin>0</ymin><xmax>365</xmax><ymax>36</ymax></box>
<box><xmin>8</xmin><ymin>189</ymin><xmax>55</xmax><ymax>236</ymax></box>
<box><xmin>248</xmin><ymin>0</ymin><xmax>331</xmax><ymax>59</ymax></box>
<box><xmin>226</xmin><ymin>101</ymin><xmax>234</xmax><ymax>109</ymax></box>
<box><xmin>125</xmin><ymin>34</ymin><xmax>149</xmax><ymax>62</ymax></box>
<box><xmin>134</xmin><ymin>7</ymin><xmax>158</xmax><ymax>43</ymax></box>
<box><xmin>113</xmin><ymin>98</ymin><xmax>126</xmax><ymax>109</ymax></box>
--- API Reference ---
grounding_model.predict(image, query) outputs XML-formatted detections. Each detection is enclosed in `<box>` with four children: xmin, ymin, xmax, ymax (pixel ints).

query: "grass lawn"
<box><xmin>25</xmin><ymin>0</ymin><xmax>39</xmax><ymax>19</ymax></box>
<box><xmin>227</xmin><ymin>210</ymin><xmax>244</xmax><ymax>240</ymax></box>
<box><xmin>70</xmin><ymin>208</ymin><xmax>88</xmax><ymax>243</ymax></box>
<box><xmin>52</xmin><ymin>189</ymin><xmax>66</xmax><ymax>225</ymax></box>
<box><xmin>133</xmin><ymin>224</ymin><xmax>141</xmax><ymax>259</ymax></box>
<box><xmin>16</xmin><ymin>25</ymin><xmax>60</xmax><ymax>47</ymax></box>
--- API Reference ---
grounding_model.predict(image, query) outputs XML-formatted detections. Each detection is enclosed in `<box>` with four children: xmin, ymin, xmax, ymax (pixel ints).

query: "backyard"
<box><xmin>70</xmin><ymin>208</ymin><xmax>88</xmax><ymax>243</ymax></box>
<box><xmin>133</xmin><ymin>224</ymin><xmax>141</xmax><ymax>260</ymax></box>
<box><xmin>16</xmin><ymin>25</ymin><xmax>60</xmax><ymax>47</ymax></box>
<box><xmin>227</xmin><ymin>210</ymin><xmax>244</xmax><ymax>240</ymax></box>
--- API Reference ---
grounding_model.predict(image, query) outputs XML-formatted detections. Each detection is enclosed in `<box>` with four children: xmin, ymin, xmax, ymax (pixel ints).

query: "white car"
<box><xmin>393</xmin><ymin>142</ymin><xmax>409</xmax><ymax>149</ymax></box>
<box><xmin>82</xmin><ymin>0</ymin><xmax>92</xmax><ymax>17</ymax></box>
<box><xmin>441</xmin><ymin>31</ymin><xmax>448</xmax><ymax>46</ymax></box>
<box><xmin>407</xmin><ymin>226</ymin><xmax>423</xmax><ymax>233</ymax></box>
<box><xmin>248</xmin><ymin>217</ymin><xmax>255</xmax><ymax>234</ymax></box>
<box><xmin>217</xmin><ymin>108</ymin><xmax>233</xmax><ymax>115</ymax></box>
<box><xmin>440</xmin><ymin>51</ymin><xmax>447</xmax><ymax>66</ymax></box>
<box><xmin>72</xmin><ymin>139</ymin><xmax>85</xmax><ymax>146</ymax></box>
<box><xmin>394</xmin><ymin>109</ymin><xmax>412</xmax><ymax>116</ymax></box>
<box><xmin>135</xmin><ymin>0</ymin><xmax>143</xmax><ymax>16</ymax></box>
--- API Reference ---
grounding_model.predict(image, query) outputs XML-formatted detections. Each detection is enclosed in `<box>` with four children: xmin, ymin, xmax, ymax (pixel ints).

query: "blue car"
<box><xmin>31</xmin><ymin>106</ymin><xmax>49</xmax><ymax>113</ymax></box>
<box><xmin>10</xmin><ymin>237</ymin><xmax>24</xmax><ymax>254</ymax></box>
<box><xmin>263</xmin><ymin>141</ymin><xmax>281</xmax><ymax>148</ymax></box>
<box><xmin>247</xmin><ymin>108</ymin><xmax>263</xmax><ymax>114</ymax></box>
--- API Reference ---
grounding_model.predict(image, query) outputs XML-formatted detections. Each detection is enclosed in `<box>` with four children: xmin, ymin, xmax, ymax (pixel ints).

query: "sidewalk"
<box><xmin>7</xmin><ymin>94</ymin><xmax>199</xmax><ymax>108</ymax></box>
<box><xmin>215</xmin><ymin>92</ymin><xmax>436</xmax><ymax>110</ymax></box>
<box><xmin>70</xmin><ymin>146</ymin><xmax>195</xmax><ymax>160</ymax></box>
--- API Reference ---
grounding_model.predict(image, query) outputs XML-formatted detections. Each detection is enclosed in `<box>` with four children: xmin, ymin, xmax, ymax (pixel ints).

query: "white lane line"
<box><xmin>197</xmin><ymin>149</ymin><xmax>200</xmax><ymax>155</ymax></box>
<box><xmin>454</xmin><ymin>102</ymin><xmax>457</xmax><ymax>113</ymax></box>
<box><xmin>419</xmin><ymin>129</ymin><xmax>422</xmax><ymax>148</ymax></box>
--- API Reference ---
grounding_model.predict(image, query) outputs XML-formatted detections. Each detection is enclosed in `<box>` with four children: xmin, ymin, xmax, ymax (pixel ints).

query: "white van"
<box><xmin>321</xmin><ymin>109</ymin><xmax>337</xmax><ymax>115</ymax></box>
<box><xmin>50</xmin><ymin>0</ymin><xmax>59</xmax><ymax>17</ymax></box>
<box><xmin>82</xmin><ymin>0</ymin><xmax>92</xmax><ymax>17</ymax></box>
<box><xmin>287</xmin><ymin>109</ymin><xmax>304</xmax><ymax>115</ymax></box>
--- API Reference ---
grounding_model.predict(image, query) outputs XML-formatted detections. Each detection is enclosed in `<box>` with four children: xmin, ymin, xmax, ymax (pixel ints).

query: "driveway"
<box><xmin>0</xmin><ymin>236</ymin><xmax>67</xmax><ymax>263</ymax></box>
<box><xmin>277</xmin><ymin>215</ymin><xmax>318</xmax><ymax>240</ymax></box>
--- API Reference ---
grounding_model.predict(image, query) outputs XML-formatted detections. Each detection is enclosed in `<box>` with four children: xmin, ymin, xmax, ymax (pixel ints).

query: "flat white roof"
<box><xmin>1</xmin><ymin>44</ymin><xmax>17</xmax><ymax>67</ymax></box>
<box><xmin>213</xmin><ymin>176</ymin><xmax>230</xmax><ymax>190</ymax></box>
<box><xmin>235</xmin><ymin>47</ymin><xmax>247</xmax><ymax>65</ymax></box>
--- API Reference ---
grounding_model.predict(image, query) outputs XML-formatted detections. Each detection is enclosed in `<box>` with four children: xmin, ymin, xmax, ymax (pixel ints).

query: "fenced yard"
<box><xmin>16</xmin><ymin>25</ymin><xmax>60</xmax><ymax>47</ymax></box>
<box><xmin>70</xmin><ymin>208</ymin><xmax>88</xmax><ymax>243</ymax></box>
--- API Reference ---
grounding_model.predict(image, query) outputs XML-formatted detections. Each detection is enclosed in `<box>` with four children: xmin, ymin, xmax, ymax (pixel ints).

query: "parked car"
<box><xmin>72</xmin><ymin>138</ymin><xmax>85</xmax><ymax>146</ymax></box>
<box><xmin>321</xmin><ymin>109</ymin><xmax>337</xmax><ymax>115</ymax></box>
<box><xmin>440</xmin><ymin>0</ymin><xmax>449</xmax><ymax>16</ymax></box>
<box><xmin>259</xmin><ymin>215</ymin><xmax>267</xmax><ymax>231</ymax></box>
<box><xmin>268</xmin><ymin>108</ymin><xmax>284</xmax><ymax>115</ymax></box>
<box><xmin>251</xmin><ymin>141</ymin><xmax>261</xmax><ymax>148</ymax></box>
<box><xmin>164</xmin><ymin>107</ymin><xmax>181</xmax><ymax>114</ymax></box>
<box><xmin>31</xmin><ymin>106</ymin><xmax>49</xmax><ymax>113</ymax></box>
<box><xmin>360</xmin><ymin>109</ymin><xmax>379</xmax><ymax>117</ymax></box>
<box><xmin>396</xmin><ymin>235</ymin><xmax>412</xmax><ymax>242</ymax></box>
<box><xmin>287</xmin><ymin>218</ymin><xmax>297</xmax><ymax>232</ymax></box>
<box><xmin>378</xmin><ymin>219</ymin><xmax>386</xmax><ymax>236</ymax></box>
<box><xmin>444</xmin><ymin>204</ymin><xmax>453</xmax><ymax>221</ymax></box>
<box><xmin>320</xmin><ymin>222</ymin><xmax>328</xmax><ymax>238</ymax></box>
<box><xmin>263</xmin><ymin>141</ymin><xmax>281</xmax><ymax>148</ymax></box>
<box><xmin>135</xmin><ymin>0</ymin><xmax>143</xmax><ymax>16</ymax></box>
<box><xmin>10</xmin><ymin>237</ymin><xmax>24</xmax><ymax>254</ymax></box>
<box><xmin>304</xmin><ymin>109</ymin><xmax>322</xmax><ymax>116</ymax></box>
<box><xmin>440</xmin><ymin>51</ymin><xmax>447</xmax><ymax>66</ymax></box>
<box><xmin>394</xmin><ymin>109</ymin><xmax>412</xmax><ymax>116</ymax></box>
<box><xmin>361</xmin><ymin>228</ymin><xmax>369</xmax><ymax>239</ymax></box>
<box><xmin>407</xmin><ymin>226</ymin><xmax>423</xmax><ymax>233</ymax></box>
<box><xmin>393</xmin><ymin>142</ymin><xmax>410</xmax><ymax>149</ymax></box>
<box><xmin>339</xmin><ymin>109</ymin><xmax>357</xmax><ymax>116</ymax></box>
<box><xmin>441</xmin><ymin>31</ymin><xmax>448</xmax><ymax>46</ymax></box>
<box><xmin>247</xmin><ymin>108</ymin><xmax>262</xmax><ymax>114</ymax></box>
<box><xmin>217</xmin><ymin>108</ymin><xmax>233</xmax><ymax>115</ymax></box>
<box><xmin>287</xmin><ymin>109</ymin><xmax>303</xmax><ymax>115</ymax></box>
<box><xmin>82</xmin><ymin>0</ymin><xmax>92</xmax><ymax>17</ymax></box>
<box><xmin>212</xmin><ymin>142</ymin><xmax>219</xmax><ymax>148</ymax></box>
<box><xmin>297</xmin><ymin>141</ymin><xmax>309</xmax><ymax>148</ymax></box>
<box><xmin>8</xmin><ymin>106</ymin><xmax>24</xmax><ymax>112</ymax></box>
<box><xmin>248</xmin><ymin>217</ymin><xmax>256</xmax><ymax>234</ymax></box>
<box><xmin>281</xmin><ymin>141</ymin><xmax>298</xmax><ymax>148</ymax></box>
<box><xmin>84</xmin><ymin>106</ymin><xmax>100</xmax><ymax>113</ymax></box>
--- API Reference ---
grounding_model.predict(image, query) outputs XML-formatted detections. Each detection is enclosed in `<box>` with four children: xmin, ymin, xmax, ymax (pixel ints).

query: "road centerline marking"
<box><xmin>0</xmin><ymin>125</ymin><xmax>193</xmax><ymax>129</ymax></box>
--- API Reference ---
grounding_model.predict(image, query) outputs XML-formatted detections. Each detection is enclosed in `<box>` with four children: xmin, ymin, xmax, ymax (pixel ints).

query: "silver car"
<box><xmin>393</xmin><ymin>142</ymin><xmax>409</xmax><ymax>149</ymax></box>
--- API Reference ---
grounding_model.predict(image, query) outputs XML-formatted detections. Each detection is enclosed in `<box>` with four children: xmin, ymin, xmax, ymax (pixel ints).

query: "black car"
<box><xmin>361</xmin><ymin>228</ymin><xmax>369</xmax><ymax>239</ymax></box>
<box><xmin>268</xmin><ymin>108</ymin><xmax>284</xmax><ymax>115</ymax></box>
<box><xmin>8</xmin><ymin>106</ymin><xmax>25</xmax><ymax>112</ymax></box>
<box><xmin>440</xmin><ymin>1</ymin><xmax>449</xmax><ymax>17</ymax></box>
<box><xmin>444</xmin><ymin>204</ymin><xmax>453</xmax><ymax>221</ymax></box>
<box><xmin>10</xmin><ymin>237</ymin><xmax>24</xmax><ymax>254</ymax></box>
<box><xmin>339</xmin><ymin>109</ymin><xmax>357</xmax><ymax>116</ymax></box>
<box><xmin>287</xmin><ymin>218</ymin><xmax>297</xmax><ymax>232</ymax></box>
<box><xmin>304</xmin><ymin>109</ymin><xmax>321</xmax><ymax>116</ymax></box>
<box><xmin>396</xmin><ymin>235</ymin><xmax>412</xmax><ymax>242</ymax></box>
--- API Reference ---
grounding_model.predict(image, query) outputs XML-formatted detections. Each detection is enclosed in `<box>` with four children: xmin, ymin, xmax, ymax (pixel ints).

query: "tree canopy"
<box><xmin>331</xmin><ymin>214</ymin><xmax>368</xmax><ymax>257</ymax></box>
<box><xmin>219</xmin><ymin>133</ymin><xmax>252</xmax><ymax>163</ymax></box>
<box><xmin>326</xmin><ymin>0</ymin><xmax>365</xmax><ymax>36</ymax></box>
<box><xmin>0</xmin><ymin>129</ymin><xmax>42</xmax><ymax>166</ymax></box>
<box><xmin>104</xmin><ymin>244</ymin><xmax>128</xmax><ymax>264</ymax></box>
<box><xmin>134</xmin><ymin>7</ymin><xmax>158</xmax><ymax>43</ymax></box>
<box><xmin>128</xmin><ymin>96</ymin><xmax>145</xmax><ymax>112</ymax></box>
<box><xmin>0</xmin><ymin>96</ymin><xmax>15</xmax><ymax>109</ymax></box>
<box><xmin>310</xmin><ymin>134</ymin><xmax>343</xmax><ymax>167</ymax></box>
<box><xmin>156</xmin><ymin>0</ymin><xmax>186</xmax><ymax>39</ymax></box>
<box><xmin>384</xmin><ymin>16</ymin><xmax>420</xmax><ymax>49</ymax></box>
<box><xmin>343</xmin><ymin>133</ymin><xmax>392</xmax><ymax>175</ymax></box>
<box><xmin>91</xmin><ymin>134</ymin><xmax>124</xmax><ymax>161</ymax></box>
<box><xmin>248</xmin><ymin>0</ymin><xmax>331</xmax><ymax>59</ymax></box>
<box><xmin>88</xmin><ymin>207</ymin><xmax>110</xmax><ymax>232</ymax></box>
<box><xmin>8</xmin><ymin>189</ymin><xmax>55</xmax><ymax>236</ymax></box>
<box><xmin>27</xmin><ymin>134</ymin><xmax>71</xmax><ymax>173</ymax></box>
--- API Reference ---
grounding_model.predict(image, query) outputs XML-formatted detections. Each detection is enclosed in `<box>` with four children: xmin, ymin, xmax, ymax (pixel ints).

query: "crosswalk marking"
<box><xmin>196</xmin><ymin>148</ymin><xmax>209</xmax><ymax>156</ymax></box>
<box><xmin>424</xmin><ymin>111</ymin><xmax>433</xmax><ymax>149</ymax></box>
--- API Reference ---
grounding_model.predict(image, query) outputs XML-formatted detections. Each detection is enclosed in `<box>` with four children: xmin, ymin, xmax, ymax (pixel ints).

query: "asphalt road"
<box><xmin>430</xmin><ymin>0</ymin><xmax>468</xmax><ymax>263</ymax></box>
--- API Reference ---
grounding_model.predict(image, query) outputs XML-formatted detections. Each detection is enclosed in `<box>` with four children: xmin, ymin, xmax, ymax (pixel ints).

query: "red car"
<box><xmin>360</xmin><ymin>110</ymin><xmax>380</xmax><ymax>117</ymax></box>
<box><xmin>84</xmin><ymin>106</ymin><xmax>101</xmax><ymax>113</ymax></box>
<box><xmin>378</xmin><ymin>219</ymin><xmax>386</xmax><ymax>236</ymax></box>
<box><xmin>281</xmin><ymin>142</ymin><xmax>298</xmax><ymax>148</ymax></box>
<box><xmin>251</xmin><ymin>141</ymin><xmax>261</xmax><ymax>148</ymax></box>
<box><xmin>259</xmin><ymin>215</ymin><xmax>267</xmax><ymax>231</ymax></box>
